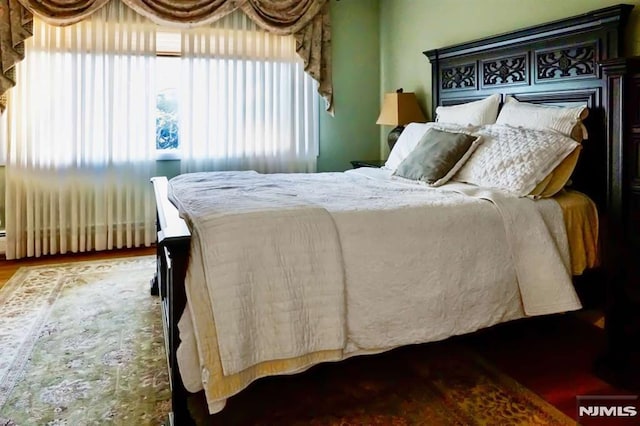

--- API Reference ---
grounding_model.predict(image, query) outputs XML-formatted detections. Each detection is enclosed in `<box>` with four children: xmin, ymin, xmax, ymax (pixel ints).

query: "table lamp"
<box><xmin>376</xmin><ymin>88</ymin><xmax>426</xmax><ymax>151</ymax></box>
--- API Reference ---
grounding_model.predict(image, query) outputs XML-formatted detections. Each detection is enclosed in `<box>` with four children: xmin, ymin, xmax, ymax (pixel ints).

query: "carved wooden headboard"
<box><xmin>424</xmin><ymin>4</ymin><xmax>633</xmax><ymax>220</ymax></box>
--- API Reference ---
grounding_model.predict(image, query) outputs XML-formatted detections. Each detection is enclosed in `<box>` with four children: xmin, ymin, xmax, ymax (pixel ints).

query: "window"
<box><xmin>156</xmin><ymin>85</ymin><xmax>179</xmax><ymax>151</ymax></box>
<box><xmin>155</xmin><ymin>31</ymin><xmax>181</xmax><ymax>160</ymax></box>
<box><xmin>154</xmin><ymin>13</ymin><xmax>319</xmax><ymax>173</ymax></box>
<box><xmin>155</xmin><ymin>54</ymin><xmax>181</xmax><ymax>160</ymax></box>
<box><xmin>4</xmin><ymin>5</ymin><xmax>321</xmax><ymax>260</ymax></box>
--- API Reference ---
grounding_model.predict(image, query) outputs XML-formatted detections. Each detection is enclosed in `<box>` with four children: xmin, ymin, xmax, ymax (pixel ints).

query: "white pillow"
<box><xmin>383</xmin><ymin>122</ymin><xmax>473</xmax><ymax>172</ymax></box>
<box><xmin>496</xmin><ymin>96</ymin><xmax>589</xmax><ymax>141</ymax></box>
<box><xmin>435</xmin><ymin>94</ymin><xmax>500</xmax><ymax>126</ymax></box>
<box><xmin>384</xmin><ymin>122</ymin><xmax>431</xmax><ymax>172</ymax></box>
<box><xmin>453</xmin><ymin>124</ymin><xmax>580</xmax><ymax>196</ymax></box>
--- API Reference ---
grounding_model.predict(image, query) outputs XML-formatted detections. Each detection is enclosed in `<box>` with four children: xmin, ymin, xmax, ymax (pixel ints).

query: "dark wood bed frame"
<box><xmin>151</xmin><ymin>4</ymin><xmax>637</xmax><ymax>423</ymax></box>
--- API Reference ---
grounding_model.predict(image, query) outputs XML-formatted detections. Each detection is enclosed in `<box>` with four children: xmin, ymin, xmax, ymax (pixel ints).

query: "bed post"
<box><xmin>151</xmin><ymin>177</ymin><xmax>195</xmax><ymax>425</ymax></box>
<box><xmin>429</xmin><ymin>50</ymin><xmax>440</xmax><ymax>119</ymax></box>
<box><xmin>162</xmin><ymin>239</ymin><xmax>193</xmax><ymax>425</ymax></box>
<box><xmin>595</xmin><ymin>57</ymin><xmax>640</xmax><ymax>391</ymax></box>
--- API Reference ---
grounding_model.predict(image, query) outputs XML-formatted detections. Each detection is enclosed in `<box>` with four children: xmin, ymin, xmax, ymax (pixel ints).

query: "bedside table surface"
<box><xmin>350</xmin><ymin>160</ymin><xmax>386</xmax><ymax>169</ymax></box>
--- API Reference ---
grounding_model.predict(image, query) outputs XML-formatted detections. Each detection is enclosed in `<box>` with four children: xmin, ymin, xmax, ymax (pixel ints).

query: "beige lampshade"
<box><xmin>376</xmin><ymin>92</ymin><xmax>426</xmax><ymax>126</ymax></box>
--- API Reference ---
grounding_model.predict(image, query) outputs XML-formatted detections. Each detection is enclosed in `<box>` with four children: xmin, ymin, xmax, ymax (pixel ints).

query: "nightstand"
<box><xmin>350</xmin><ymin>160</ymin><xmax>386</xmax><ymax>169</ymax></box>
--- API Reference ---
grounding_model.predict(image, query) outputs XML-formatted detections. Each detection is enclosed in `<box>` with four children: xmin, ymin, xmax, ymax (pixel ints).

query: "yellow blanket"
<box><xmin>555</xmin><ymin>189</ymin><xmax>599</xmax><ymax>275</ymax></box>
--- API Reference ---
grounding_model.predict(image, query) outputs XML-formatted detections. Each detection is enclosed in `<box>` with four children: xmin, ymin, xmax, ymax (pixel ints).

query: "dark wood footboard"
<box><xmin>151</xmin><ymin>177</ymin><xmax>195</xmax><ymax>425</ymax></box>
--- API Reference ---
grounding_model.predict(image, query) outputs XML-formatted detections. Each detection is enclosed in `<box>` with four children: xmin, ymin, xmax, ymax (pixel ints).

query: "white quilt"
<box><xmin>168</xmin><ymin>168</ymin><xmax>581</xmax><ymax>406</ymax></box>
<box><xmin>168</xmin><ymin>171</ymin><xmax>346</xmax><ymax>375</ymax></box>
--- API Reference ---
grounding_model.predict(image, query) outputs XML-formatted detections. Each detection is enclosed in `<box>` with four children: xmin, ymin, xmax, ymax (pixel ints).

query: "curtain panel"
<box><xmin>5</xmin><ymin>2</ymin><xmax>157</xmax><ymax>259</ymax></box>
<box><xmin>0</xmin><ymin>0</ymin><xmax>332</xmax><ymax>113</ymax></box>
<box><xmin>178</xmin><ymin>11</ymin><xmax>319</xmax><ymax>174</ymax></box>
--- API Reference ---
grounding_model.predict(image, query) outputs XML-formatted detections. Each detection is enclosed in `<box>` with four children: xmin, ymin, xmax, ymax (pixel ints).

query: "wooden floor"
<box><xmin>0</xmin><ymin>246</ymin><xmax>156</xmax><ymax>290</ymax></box>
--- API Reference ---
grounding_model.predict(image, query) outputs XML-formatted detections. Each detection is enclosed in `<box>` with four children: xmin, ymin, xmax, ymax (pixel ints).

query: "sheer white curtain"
<box><xmin>5</xmin><ymin>0</ymin><xmax>157</xmax><ymax>259</ymax></box>
<box><xmin>178</xmin><ymin>11</ymin><xmax>319</xmax><ymax>173</ymax></box>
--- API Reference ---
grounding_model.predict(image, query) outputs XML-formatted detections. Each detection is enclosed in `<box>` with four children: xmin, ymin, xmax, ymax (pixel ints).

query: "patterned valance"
<box><xmin>0</xmin><ymin>0</ymin><xmax>332</xmax><ymax>112</ymax></box>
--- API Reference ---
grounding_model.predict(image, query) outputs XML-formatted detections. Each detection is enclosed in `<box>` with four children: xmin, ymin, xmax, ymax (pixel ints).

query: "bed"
<box><xmin>151</xmin><ymin>4</ymin><xmax>634</xmax><ymax>424</ymax></box>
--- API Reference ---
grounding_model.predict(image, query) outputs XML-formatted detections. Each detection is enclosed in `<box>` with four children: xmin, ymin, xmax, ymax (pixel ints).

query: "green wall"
<box><xmin>317</xmin><ymin>0</ymin><xmax>381</xmax><ymax>171</ymax></box>
<box><xmin>380</xmin><ymin>0</ymin><xmax>640</xmax><ymax>154</ymax></box>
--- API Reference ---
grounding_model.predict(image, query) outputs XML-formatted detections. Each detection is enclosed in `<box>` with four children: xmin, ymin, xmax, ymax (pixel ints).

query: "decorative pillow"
<box><xmin>383</xmin><ymin>122</ymin><xmax>472</xmax><ymax>172</ymax></box>
<box><xmin>496</xmin><ymin>96</ymin><xmax>589</xmax><ymax>141</ymax></box>
<box><xmin>453</xmin><ymin>124</ymin><xmax>580</xmax><ymax>196</ymax></box>
<box><xmin>435</xmin><ymin>94</ymin><xmax>500</xmax><ymax>126</ymax></box>
<box><xmin>393</xmin><ymin>128</ymin><xmax>483</xmax><ymax>186</ymax></box>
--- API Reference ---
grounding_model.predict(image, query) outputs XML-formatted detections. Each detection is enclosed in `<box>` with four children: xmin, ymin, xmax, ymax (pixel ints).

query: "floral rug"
<box><xmin>197</xmin><ymin>339</ymin><xmax>576</xmax><ymax>425</ymax></box>
<box><xmin>0</xmin><ymin>255</ymin><xmax>577</xmax><ymax>425</ymax></box>
<box><xmin>0</xmin><ymin>256</ymin><xmax>169</xmax><ymax>425</ymax></box>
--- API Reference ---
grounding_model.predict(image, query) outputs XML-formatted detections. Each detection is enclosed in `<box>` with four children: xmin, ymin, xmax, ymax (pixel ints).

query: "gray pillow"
<box><xmin>393</xmin><ymin>128</ymin><xmax>482</xmax><ymax>186</ymax></box>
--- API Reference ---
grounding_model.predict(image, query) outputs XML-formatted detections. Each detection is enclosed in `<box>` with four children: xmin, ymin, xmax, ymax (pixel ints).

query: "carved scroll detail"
<box><xmin>482</xmin><ymin>55</ymin><xmax>527</xmax><ymax>86</ymax></box>
<box><xmin>537</xmin><ymin>44</ymin><xmax>596</xmax><ymax>80</ymax></box>
<box><xmin>441</xmin><ymin>64</ymin><xmax>476</xmax><ymax>90</ymax></box>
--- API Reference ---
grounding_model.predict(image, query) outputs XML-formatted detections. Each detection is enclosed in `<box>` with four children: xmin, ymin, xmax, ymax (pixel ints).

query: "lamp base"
<box><xmin>387</xmin><ymin>125</ymin><xmax>405</xmax><ymax>152</ymax></box>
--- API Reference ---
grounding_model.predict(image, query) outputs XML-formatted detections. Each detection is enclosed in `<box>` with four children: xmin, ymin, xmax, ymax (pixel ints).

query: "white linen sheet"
<box><xmin>169</xmin><ymin>168</ymin><xmax>581</xmax><ymax>412</ymax></box>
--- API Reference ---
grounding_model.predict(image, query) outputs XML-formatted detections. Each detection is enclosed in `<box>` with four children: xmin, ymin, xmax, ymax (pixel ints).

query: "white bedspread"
<box><xmin>168</xmin><ymin>171</ymin><xmax>346</xmax><ymax>375</ymax></box>
<box><xmin>168</xmin><ymin>168</ymin><xmax>582</xmax><ymax>406</ymax></box>
<box><xmin>448</xmin><ymin>184</ymin><xmax>579</xmax><ymax>315</ymax></box>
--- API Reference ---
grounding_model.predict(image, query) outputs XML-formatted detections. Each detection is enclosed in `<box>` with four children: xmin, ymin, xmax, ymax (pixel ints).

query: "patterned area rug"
<box><xmin>0</xmin><ymin>255</ymin><xmax>575</xmax><ymax>425</ymax></box>
<box><xmin>198</xmin><ymin>340</ymin><xmax>576</xmax><ymax>425</ymax></box>
<box><xmin>0</xmin><ymin>256</ymin><xmax>169</xmax><ymax>425</ymax></box>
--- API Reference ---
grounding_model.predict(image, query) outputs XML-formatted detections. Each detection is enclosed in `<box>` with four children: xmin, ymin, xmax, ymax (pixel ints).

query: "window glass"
<box><xmin>155</xmin><ymin>55</ymin><xmax>180</xmax><ymax>158</ymax></box>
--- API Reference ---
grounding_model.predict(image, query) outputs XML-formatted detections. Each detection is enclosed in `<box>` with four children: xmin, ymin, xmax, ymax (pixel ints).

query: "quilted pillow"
<box><xmin>384</xmin><ymin>122</ymin><xmax>472</xmax><ymax>172</ymax></box>
<box><xmin>393</xmin><ymin>128</ymin><xmax>483</xmax><ymax>186</ymax></box>
<box><xmin>453</xmin><ymin>124</ymin><xmax>580</xmax><ymax>196</ymax></box>
<box><xmin>496</xmin><ymin>96</ymin><xmax>589</xmax><ymax>142</ymax></box>
<box><xmin>435</xmin><ymin>94</ymin><xmax>500</xmax><ymax>126</ymax></box>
